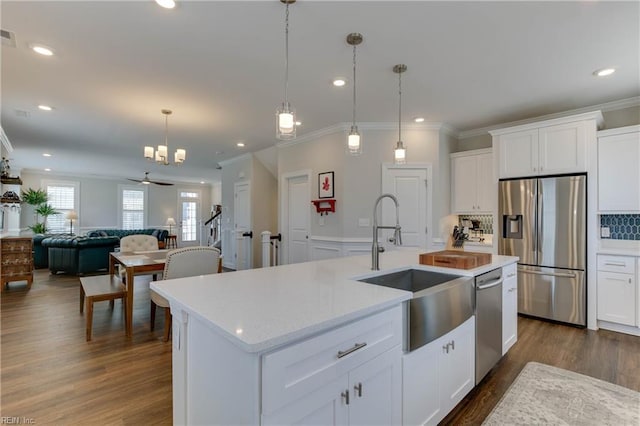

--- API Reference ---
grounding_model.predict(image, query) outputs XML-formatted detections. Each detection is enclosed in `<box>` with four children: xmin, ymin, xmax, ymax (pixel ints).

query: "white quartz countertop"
<box><xmin>151</xmin><ymin>248</ymin><xmax>518</xmax><ymax>353</ymax></box>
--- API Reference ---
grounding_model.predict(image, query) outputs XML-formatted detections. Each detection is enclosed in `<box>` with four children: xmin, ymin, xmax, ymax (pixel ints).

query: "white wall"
<box><xmin>277</xmin><ymin>124</ymin><xmax>453</xmax><ymax>247</ymax></box>
<box><xmin>18</xmin><ymin>171</ymin><xmax>211</xmax><ymax>235</ymax></box>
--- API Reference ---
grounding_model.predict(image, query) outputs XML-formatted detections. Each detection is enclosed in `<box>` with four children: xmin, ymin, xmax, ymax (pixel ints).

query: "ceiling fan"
<box><xmin>127</xmin><ymin>172</ymin><xmax>174</xmax><ymax>186</ymax></box>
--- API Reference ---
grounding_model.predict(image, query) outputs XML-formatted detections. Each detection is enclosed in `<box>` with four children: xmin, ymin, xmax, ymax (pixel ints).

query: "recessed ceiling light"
<box><xmin>593</xmin><ymin>68</ymin><xmax>616</xmax><ymax>77</ymax></box>
<box><xmin>30</xmin><ymin>44</ymin><xmax>54</xmax><ymax>56</ymax></box>
<box><xmin>237</xmin><ymin>142</ymin><xmax>245</xmax><ymax>147</ymax></box>
<box><xmin>295</xmin><ymin>121</ymin><xmax>302</xmax><ymax>126</ymax></box>
<box><xmin>38</xmin><ymin>105</ymin><xmax>53</xmax><ymax>111</ymax></box>
<box><xmin>414</xmin><ymin>117</ymin><xmax>425</xmax><ymax>123</ymax></box>
<box><xmin>42</xmin><ymin>153</ymin><xmax>52</xmax><ymax>157</ymax></box>
<box><xmin>44</xmin><ymin>168</ymin><xmax>51</xmax><ymax>172</ymax></box>
<box><xmin>333</xmin><ymin>79</ymin><xmax>346</xmax><ymax>87</ymax></box>
<box><xmin>155</xmin><ymin>0</ymin><xmax>176</xmax><ymax>9</ymax></box>
<box><xmin>200</xmin><ymin>181</ymin><xmax>205</xmax><ymax>185</ymax></box>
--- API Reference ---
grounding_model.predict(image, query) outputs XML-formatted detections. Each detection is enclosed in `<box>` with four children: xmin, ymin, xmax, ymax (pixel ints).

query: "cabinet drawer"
<box><xmin>597</xmin><ymin>255</ymin><xmax>635</xmax><ymax>274</ymax></box>
<box><xmin>262</xmin><ymin>305</ymin><xmax>402</xmax><ymax>415</ymax></box>
<box><xmin>503</xmin><ymin>262</ymin><xmax>517</xmax><ymax>279</ymax></box>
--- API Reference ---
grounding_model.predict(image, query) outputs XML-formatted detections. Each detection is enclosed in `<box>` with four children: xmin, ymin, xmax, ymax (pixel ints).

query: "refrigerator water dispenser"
<box><xmin>502</xmin><ymin>215</ymin><xmax>522</xmax><ymax>239</ymax></box>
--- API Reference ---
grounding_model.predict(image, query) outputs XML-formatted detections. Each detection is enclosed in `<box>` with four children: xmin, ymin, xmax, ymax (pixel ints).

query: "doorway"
<box><xmin>280</xmin><ymin>170</ymin><xmax>311</xmax><ymax>265</ymax></box>
<box><xmin>178</xmin><ymin>190</ymin><xmax>201</xmax><ymax>247</ymax></box>
<box><xmin>234</xmin><ymin>181</ymin><xmax>252</xmax><ymax>270</ymax></box>
<box><xmin>381</xmin><ymin>164</ymin><xmax>432</xmax><ymax>249</ymax></box>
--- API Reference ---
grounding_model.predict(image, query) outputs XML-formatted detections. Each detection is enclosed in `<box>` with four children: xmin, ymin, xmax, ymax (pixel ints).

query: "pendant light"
<box><xmin>393</xmin><ymin>64</ymin><xmax>407</xmax><ymax>164</ymax></box>
<box><xmin>276</xmin><ymin>0</ymin><xmax>297</xmax><ymax>140</ymax></box>
<box><xmin>346</xmin><ymin>32</ymin><xmax>363</xmax><ymax>155</ymax></box>
<box><xmin>144</xmin><ymin>109</ymin><xmax>186</xmax><ymax>165</ymax></box>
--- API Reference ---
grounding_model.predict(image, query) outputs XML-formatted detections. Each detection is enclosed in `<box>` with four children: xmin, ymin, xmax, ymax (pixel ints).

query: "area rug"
<box><xmin>483</xmin><ymin>362</ymin><xmax>640</xmax><ymax>425</ymax></box>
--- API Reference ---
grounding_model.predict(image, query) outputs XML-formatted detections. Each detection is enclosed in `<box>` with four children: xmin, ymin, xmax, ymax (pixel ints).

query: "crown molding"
<box><xmin>0</xmin><ymin>126</ymin><xmax>13</xmax><ymax>153</ymax></box>
<box><xmin>488</xmin><ymin>110</ymin><xmax>604</xmax><ymax>137</ymax></box>
<box><xmin>459</xmin><ymin>96</ymin><xmax>640</xmax><ymax>139</ymax></box>
<box><xmin>276</xmin><ymin>121</ymin><xmax>457</xmax><ymax>148</ymax></box>
<box><xmin>218</xmin><ymin>152</ymin><xmax>253</xmax><ymax>167</ymax></box>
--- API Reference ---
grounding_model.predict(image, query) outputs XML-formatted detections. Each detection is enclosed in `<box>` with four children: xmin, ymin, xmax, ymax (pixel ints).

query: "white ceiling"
<box><xmin>2</xmin><ymin>1</ymin><xmax>639</xmax><ymax>184</ymax></box>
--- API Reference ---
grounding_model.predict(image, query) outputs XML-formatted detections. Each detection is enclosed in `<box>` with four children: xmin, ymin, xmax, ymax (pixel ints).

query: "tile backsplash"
<box><xmin>600</xmin><ymin>214</ymin><xmax>640</xmax><ymax>240</ymax></box>
<box><xmin>458</xmin><ymin>214</ymin><xmax>493</xmax><ymax>235</ymax></box>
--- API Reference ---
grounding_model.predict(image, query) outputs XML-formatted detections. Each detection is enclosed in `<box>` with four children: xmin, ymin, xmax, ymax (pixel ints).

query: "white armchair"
<box><xmin>118</xmin><ymin>235</ymin><xmax>160</xmax><ymax>281</ymax></box>
<box><xmin>119</xmin><ymin>234</ymin><xmax>159</xmax><ymax>252</ymax></box>
<box><xmin>151</xmin><ymin>246</ymin><xmax>221</xmax><ymax>341</ymax></box>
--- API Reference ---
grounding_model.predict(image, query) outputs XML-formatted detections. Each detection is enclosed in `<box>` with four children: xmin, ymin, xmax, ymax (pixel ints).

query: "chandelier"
<box><xmin>144</xmin><ymin>109</ymin><xmax>186</xmax><ymax>165</ymax></box>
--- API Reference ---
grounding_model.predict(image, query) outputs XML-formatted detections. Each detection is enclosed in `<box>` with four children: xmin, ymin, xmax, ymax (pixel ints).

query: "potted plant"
<box><xmin>21</xmin><ymin>188</ymin><xmax>60</xmax><ymax>234</ymax></box>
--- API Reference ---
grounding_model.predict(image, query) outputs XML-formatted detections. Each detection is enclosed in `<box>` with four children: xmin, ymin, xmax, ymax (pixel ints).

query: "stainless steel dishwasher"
<box><xmin>475</xmin><ymin>267</ymin><xmax>503</xmax><ymax>384</ymax></box>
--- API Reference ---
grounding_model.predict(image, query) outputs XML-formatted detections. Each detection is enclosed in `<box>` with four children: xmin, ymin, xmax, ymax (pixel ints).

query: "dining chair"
<box><xmin>118</xmin><ymin>234</ymin><xmax>160</xmax><ymax>281</ymax></box>
<box><xmin>150</xmin><ymin>246</ymin><xmax>221</xmax><ymax>341</ymax></box>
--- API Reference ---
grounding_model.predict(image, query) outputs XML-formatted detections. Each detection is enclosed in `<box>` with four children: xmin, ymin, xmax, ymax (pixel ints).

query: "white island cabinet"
<box><xmin>151</xmin><ymin>250</ymin><xmax>518</xmax><ymax>425</ymax></box>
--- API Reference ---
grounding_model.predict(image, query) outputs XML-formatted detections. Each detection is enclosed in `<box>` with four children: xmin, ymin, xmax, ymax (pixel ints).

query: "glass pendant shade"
<box><xmin>276</xmin><ymin>1</ymin><xmax>297</xmax><ymax>141</ymax></box>
<box><xmin>348</xmin><ymin>125</ymin><xmax>362</xmax><ymax>155</ymax></box>
<box><xmin>276</xmin><ymin>102</ymin><xmax>296</xmax><ymax>140</ymax></box>
<box><xmin>144</xmin><ymin>146</ymin><xmax>154</xmax><ymax>159</ymax></box>
<box><xmin>394</xmin><ymin>141</ymin><xmax>406</xmax><ymax>165</ymax></box>
<box><xmin>175</xmin><ymin>149</ymin><xmax>186</xmax><ymax>163</ymax></box>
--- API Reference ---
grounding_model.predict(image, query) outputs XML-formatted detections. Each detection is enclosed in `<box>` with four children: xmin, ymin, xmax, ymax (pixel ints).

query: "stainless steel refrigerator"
<box><xmin>498</xmin><ymin>174</ymin><xmax>586</xmax><ymax>326</ymax></box>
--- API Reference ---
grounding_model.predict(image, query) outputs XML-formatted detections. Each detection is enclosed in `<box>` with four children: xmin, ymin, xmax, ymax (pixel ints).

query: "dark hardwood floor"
<box><xmin>442</xmin><ymin>315</ymin><xmax>640</xmax><ymax>425</ymax></box>
<box><xmin>2</xmin><ymin>270</ymin><xmax>639</xmax><ymax>425</ymax></box>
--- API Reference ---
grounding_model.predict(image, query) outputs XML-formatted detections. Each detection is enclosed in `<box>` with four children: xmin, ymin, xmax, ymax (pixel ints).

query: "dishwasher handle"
<box><xmin>476</xmin><ymin>278</ymin><xmax>503</xmax><ymax>290</ymax></box>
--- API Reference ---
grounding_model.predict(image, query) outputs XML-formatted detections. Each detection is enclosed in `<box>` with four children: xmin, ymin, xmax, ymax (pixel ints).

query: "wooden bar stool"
<box><xmin>80</xmin><ymin>275</ymin><xmax>127</xmax><ymax>341</ymax></box>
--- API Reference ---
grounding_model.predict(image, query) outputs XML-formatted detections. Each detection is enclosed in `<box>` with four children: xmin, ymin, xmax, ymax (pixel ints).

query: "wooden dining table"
<box><xmin>109</xmin><ymin>250</ymin><xmax>169</xmax><ymax>337</ymax></box>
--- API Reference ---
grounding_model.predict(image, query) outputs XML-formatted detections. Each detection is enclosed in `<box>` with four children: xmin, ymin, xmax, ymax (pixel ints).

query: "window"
<box><xmin>119</xmin><ymin>185</ymin><xmax>147</xmax><ymax>229</ymax></box>
<box><xmin>43</xmin><ymin>180</ymin><xmax>79</xmax><ymax>233</ymax></box>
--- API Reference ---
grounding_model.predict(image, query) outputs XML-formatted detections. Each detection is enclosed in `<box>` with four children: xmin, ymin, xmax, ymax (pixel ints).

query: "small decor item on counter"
<box><xmin>451</xmin><ymin>225</ymin><xmax>467</xmax><ymax>248</ymax></box>
<box><xmin>318</xmin><ymin>171</ymin><xmax>334</xmax><ymax>198</ymax></box>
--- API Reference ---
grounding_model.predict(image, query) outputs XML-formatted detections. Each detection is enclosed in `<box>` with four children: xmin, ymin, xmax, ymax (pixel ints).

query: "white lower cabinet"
<box><xmin>597</xmin><ymin>255</ymin><xmax>637</xmax><ymax>327</ymax></box>
<box><xmin>502</xmin><ymin>263</ymin><xmax>518</xmax><ymax>355</ymax></box>
<box><xmin>171</xmin><ymin>304</ymin><xmax>402</xmax><ymax>425</ymax></box>
<box><xmin>402</xmin><ymin>316</ymin><xmax>475</xmax><ymax>426</ymax></box>
<box><xmin>262</xmin><ymin>305</ymin><xmax>402</xmax><ymax>425</ymax></box>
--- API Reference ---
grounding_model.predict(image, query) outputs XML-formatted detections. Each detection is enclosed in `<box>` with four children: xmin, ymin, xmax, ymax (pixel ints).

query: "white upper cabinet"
<box><xmin>451</xmin><ymin>149</ymin><xmax>494</xmax><ymax>214</ymax></box>
<box><xmin>491</xmin><ymin>111</ymin><xmax>602</xmax><ymax>179</ymax></box>
<box><xmin>597</xmin><ymin>125</ymin><xmax>640</xmax><ymax>213</ymax></box>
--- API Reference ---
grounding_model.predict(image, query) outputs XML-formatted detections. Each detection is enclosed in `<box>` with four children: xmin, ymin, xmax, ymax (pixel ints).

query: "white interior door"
<box><xmin>178</xmin><ymin>190</ymin><xmax>201</xmax><ymax>247</ymax></box>
<box><xmin>234</xmin><ymin>181</ymin><xmax>251</xmax><ymax>270</ymax></box>
<box><xmin>382</xmin><ymin>165</ymin><xmax>431</xmax><ymax>249</ymax></box>
<box><xmin>281</xmin><ymin>172</ymin><xmax>310</xmax><ymax>265</ymax></box>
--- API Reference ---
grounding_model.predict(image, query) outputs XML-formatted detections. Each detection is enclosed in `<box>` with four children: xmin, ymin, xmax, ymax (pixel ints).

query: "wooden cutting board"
<box><xmin>419</xmin><ymin>250</ymin><xmax>492</xmax><ymax>270</ymax></box>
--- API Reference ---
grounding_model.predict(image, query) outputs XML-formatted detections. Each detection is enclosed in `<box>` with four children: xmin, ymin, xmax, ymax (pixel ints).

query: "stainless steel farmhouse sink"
<box><xmin>358</xmin><ymin>269</ymin><xmax>474</xmax><ymax>351</ymax></box>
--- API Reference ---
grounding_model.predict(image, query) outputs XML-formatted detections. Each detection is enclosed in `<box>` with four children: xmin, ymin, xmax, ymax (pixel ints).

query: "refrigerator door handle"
<box><xmin>536</xmin><ymin>179</ymin><xmax>543</xmax><ymax>264</ymax></box>
<box><xmin>518</xmin><ymin>268</ymin><xmax>577</xmax><ymax>279</ymax></box>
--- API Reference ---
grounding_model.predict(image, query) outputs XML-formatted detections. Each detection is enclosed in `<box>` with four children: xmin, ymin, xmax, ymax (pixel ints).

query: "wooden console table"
<box><xmin>1</xmin><ymin>237</ymin><xmax>34</xmax><ymax>291</ymax></box>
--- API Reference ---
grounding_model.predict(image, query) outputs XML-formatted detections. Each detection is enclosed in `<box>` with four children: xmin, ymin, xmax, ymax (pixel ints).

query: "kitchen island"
<box><xmin>151</xmin><ymin>248</ymin><xmax>518</xmax><ymax>425</ymax></box>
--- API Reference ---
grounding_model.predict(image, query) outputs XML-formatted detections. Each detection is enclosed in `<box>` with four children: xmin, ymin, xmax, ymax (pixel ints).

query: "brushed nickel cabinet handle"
<box><xmin>354</xmin><ymin>382</ymin><xmax>363</xmax><ymax>397</ymax></box>
<box><xmin>342</xmin><ymin>390</ymin><xmax>350</xmax><ymax>405</ymax></box>
<box><xmin>337</xmin><ymin>342</ymin><xmax>367</xmax><ymax>359</ymax></box>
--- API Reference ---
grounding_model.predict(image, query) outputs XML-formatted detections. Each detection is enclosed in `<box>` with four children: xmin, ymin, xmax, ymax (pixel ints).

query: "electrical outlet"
<box><xmin>600</xmin><ymin>226</ymin><xmax>610</xmax><ymax>238</ymax></box>
<box><xmin>358</xmin><ymin>218</ymin><xmax>370</xmax><ymax>227</ymax></box>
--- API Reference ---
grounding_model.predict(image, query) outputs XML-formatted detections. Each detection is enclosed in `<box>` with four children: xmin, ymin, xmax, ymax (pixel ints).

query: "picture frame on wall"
<box><xmin>318</xmin><ymin>171</ymin><xmax>334</xmax><ymax>199</ymax></box>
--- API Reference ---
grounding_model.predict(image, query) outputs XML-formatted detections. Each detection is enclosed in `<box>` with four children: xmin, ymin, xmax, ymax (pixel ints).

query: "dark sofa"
<box><xmin>41</xmin><ymin>236</ymin><xmax>120</xmax><ymax>275</ymax></box>
<box><xmin>33</xmin><ymin>233</ymin><xmax>72</xmax><ymax>269</ymax></box>
<box><xmin>86</xmin><ymin>228</ymin><xmax>168</xmax><ymax>248</ymax></box>
<box><xmin>39</xmin><ymin>228</ymin><xmax>168</xmax><ymax>275</ymax></box>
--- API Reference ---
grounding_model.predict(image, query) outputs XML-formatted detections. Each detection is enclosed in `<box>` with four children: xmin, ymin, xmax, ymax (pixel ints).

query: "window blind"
<box><xmin>46</xmin><ymin>185</ymin><xmax>75</xmax><ymax>233</ymax></box>
<box><xmin>122</xmin><ymin>189</ymin><xmax>145</xmax><ymax>229</ymax></box>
